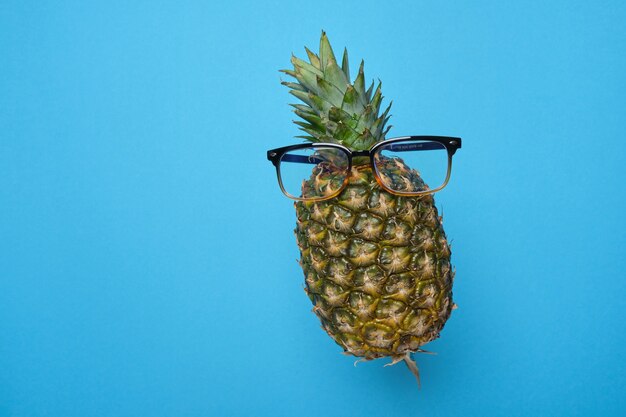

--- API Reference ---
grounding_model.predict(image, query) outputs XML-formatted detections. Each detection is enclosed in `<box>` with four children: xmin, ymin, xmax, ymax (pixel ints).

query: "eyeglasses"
<box><xmin>267</xmin><ymin>136</ymin><xmax>462</xmax><ymax>202</ymax></box>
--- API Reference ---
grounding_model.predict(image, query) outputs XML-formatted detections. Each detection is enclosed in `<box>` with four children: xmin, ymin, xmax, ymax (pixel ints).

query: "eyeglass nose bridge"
<box><xmin>348</xmin><ymin>149</ymin><xmax>374</xmax><ymax>170</ymax></box>
<box><xmin>350</xmin><ymin>150</ymin><xmax>371</xmax><ymax>158</ymax></box>
<box><xmin>344</xmin><ymin>149</ymin><xmax>385</xmax><ymax>191</ymax></box>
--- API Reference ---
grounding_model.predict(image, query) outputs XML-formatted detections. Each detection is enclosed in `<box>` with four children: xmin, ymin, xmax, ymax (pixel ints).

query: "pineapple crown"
<box><xmin>281</xmin><ymin>31</ymin><xmax>392</xmax><ymax>151</ymax></box>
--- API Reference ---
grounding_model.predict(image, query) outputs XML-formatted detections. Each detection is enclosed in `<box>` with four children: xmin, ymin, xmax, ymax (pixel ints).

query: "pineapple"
<box><xmin>280</xmin><ymin>32</ymin><xmax>455</xmax><ymax>385</ymax></box>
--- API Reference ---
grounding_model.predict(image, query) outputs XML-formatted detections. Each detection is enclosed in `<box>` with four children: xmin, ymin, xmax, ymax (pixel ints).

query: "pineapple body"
<box><xmin>281</xmin><ymin>32</ymin><xmax>456</xmax><ymax>380</ymax></box>
<box><xmin>295</xmin><ymin>162</ymin><xmax>454</xmax><ymax>361</ymax></box>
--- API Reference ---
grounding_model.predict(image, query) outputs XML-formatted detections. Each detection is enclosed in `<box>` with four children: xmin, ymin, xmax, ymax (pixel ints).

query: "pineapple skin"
<box><xmin>295</xmin><ymin>163</ymin><xmax>454</xmax><ymax>361</ymax></box>
<box><xmin>282</xmin><ymin>32</ymin><xmax>456</xmax><ymax>368</ymax></box>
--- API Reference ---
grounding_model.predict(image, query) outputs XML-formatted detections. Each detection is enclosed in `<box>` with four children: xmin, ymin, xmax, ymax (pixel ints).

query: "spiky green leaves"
<box><xmin>281</xmin><ymin>31</ymin><xmax>392</xmax><ymax>151</ymax></box>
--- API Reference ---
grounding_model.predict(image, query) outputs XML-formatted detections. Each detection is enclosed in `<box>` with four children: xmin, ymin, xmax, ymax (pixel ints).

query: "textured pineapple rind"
<box><xmin>295</xmin><ymin>165</ymin><xmax>454</xmax><ymax>360</ymax></box>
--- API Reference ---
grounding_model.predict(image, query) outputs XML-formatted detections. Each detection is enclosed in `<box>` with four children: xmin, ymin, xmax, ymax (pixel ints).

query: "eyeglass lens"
<box><xmin>279</xmin><ymin>146</ymin><xmax>350</xmax><ymax>199</ymax></box>
<box><xmin>374</xmin><ymin>140</ymin><xmax>449</xmax><ymax>193</ymax></box>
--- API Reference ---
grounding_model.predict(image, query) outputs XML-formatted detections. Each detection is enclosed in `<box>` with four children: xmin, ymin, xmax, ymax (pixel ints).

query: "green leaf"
<box><xmin>289</xmin><ymin>103</ymin><xmax>316</xmax><ymax>114</ymax></box>
<box><xmin>280</xmin><ymin>69</ymin><xmax>297</xmax><ymax>78</ymax></box>
<box><xmin>305</xmin><ymin>47</ymin><xmax>321</xmax><ymax>69</ymax></box>
<box><xmin>316</xmin><ymin>76</ymin><xmax>344</xmax><ymax>107</ymax></box>
<box><xmin>365</xmin><ymin>80</ymin><xmax>374</xmax><ymax>101</ymax></box>
<box><xmin>289</xmin><ymin>89</ymin><xmax>316</xmax><ymax>108</ymax></box>
<box><xmin>341</xmin><ymin>48</ymin><xmax>350</xmax><ymax>83</ymax></box>
<box><xmin>372</xmin><ymin>101</ymin><xmax>392</xmax><ymax>136</ymax></box>
<box><xmin>281</xmin><ymin>81</ymin><xmax>307</xmax><ymax>92</ymax></box>
<box><xmin>307</xmin><ymin>91</ymin><xmax>332</xmax><ymax>113</ymax></box>
<box><xmin>375</xmin><ymin>115</ymin><xmax>391</xmax><ymax>139</ymax></box>
<box><xmin>293</xmin><ymin>120</ymin><xmax>315</xmax><ymax>130</ymax></box>
<box><xmin>323</xmin><ymin>62</ymin><xmax>349</xmax><ymax>94</ymax></box>
<box><xmin>353</xmin><ymin>61</ymin><xmax>367</xmax><ymax>106</ymax></box>
<box><xmin>332</xmin><ymin>120</ymin><xmax>357</xmax><ymax>143</ymax></box>
<box><xmin>370</xmin><ymin>82</ymin><xmax>383</xmax><ymax>114</ymax></box>
<box><xmin>350</xmin><ymin>128</ymin><xmax>377</xmax><ymax>150</ymax></box>
<box><xmin>328</xmin><ymin>106</ymin><xmax>351</xmax><ymax>123</ymax></box>
<box><xmin>294</xmin><ymin>121</ymin><xmax>324</xmax><ymax>138</ymax></box>
<box><xmin>295</xmin><ymin>109</ymin><xmax>324</xmax><ymax>131</ymax></box>
<box><xmin>291</xmin><ymin>55</ymin><xmax>323</xmax><ymax>77</ymax></box>
<box><xmin>380</xmin><ymin>101</ymin><xmax>392</xmax><ymax>119</ymax></box>
<box><xmin>354</xmin><ymin>104</ymin><xmax>375</xmax><ymax>134</ymax></box>
<box><xmin>341</xmin><ymin>85</ymin><xmax>363</xmax><ymax>115</ymax></box>
<box><xmin>328</xmin><ymin>107</ymin><xmax>362</xmax><ymax>143</ymax></box>
<box><xmin>293</xmin><ymin>67</ymin><xmax>320</xmax><ymax>95</ymax></box>
<box><xmin>319</xmin><ymin>31</ymin><xmax>337</xmax><ymax>70</ymax></box>
<box><xmin>372</xmin><ymin>106</ymin><xmax>392</xmax><ymax>138</ymax></box>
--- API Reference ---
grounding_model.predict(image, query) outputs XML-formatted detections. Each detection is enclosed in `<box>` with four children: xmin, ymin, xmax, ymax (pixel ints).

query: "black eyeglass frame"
<box><xmin>267</xmin><ymin>135</ymin><xmax>462</xmax><ymax>202</ymax></box>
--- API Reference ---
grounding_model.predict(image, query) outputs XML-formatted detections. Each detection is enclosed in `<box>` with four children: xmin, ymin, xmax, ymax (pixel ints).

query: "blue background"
<box><xmin>1</xmin><ymin>1</ymin><xmax>625</xmax><ymax>416</ymax></box>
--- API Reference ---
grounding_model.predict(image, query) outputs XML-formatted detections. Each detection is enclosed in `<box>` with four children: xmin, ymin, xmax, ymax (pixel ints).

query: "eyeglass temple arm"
<box><xmin>386</xmin><ymin>142</ymin><xmax>444</xmax><ymax>152</ymax></box>
<box><xmin>279</xmin><ymin>154</ymin><xmax>324</xmax><ymax>164</ymax></box>
<box><xmin>278</xmin><ymin>144</ymin><xmax>442</xmax><ymax>165</ymax></box>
